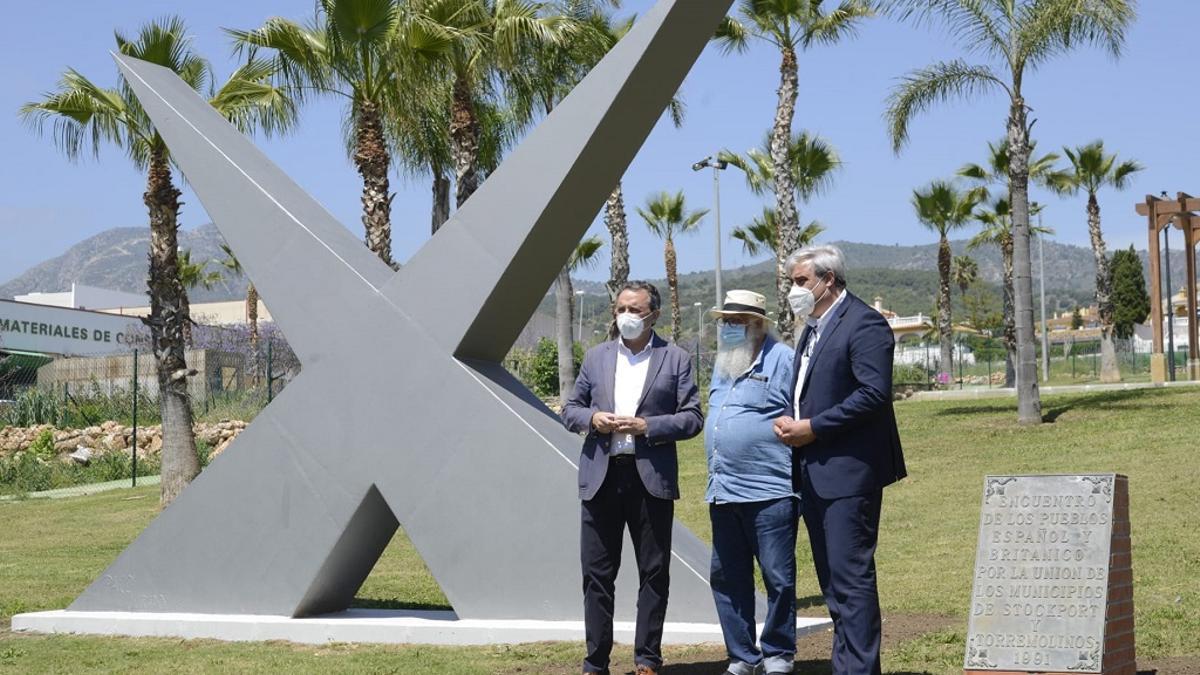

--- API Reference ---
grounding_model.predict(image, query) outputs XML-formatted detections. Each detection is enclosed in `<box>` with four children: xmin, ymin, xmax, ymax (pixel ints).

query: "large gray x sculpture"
<box><xmin>71</xmin><ymin>0</ymin><xmax>751</xmax><ymax>624</ymax></box>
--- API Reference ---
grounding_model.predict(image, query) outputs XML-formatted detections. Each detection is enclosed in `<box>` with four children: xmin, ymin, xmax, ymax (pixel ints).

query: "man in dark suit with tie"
<box><xmin>562</xmin><ymin>280</ymin><xmax>704</xmax><ymax>675</ymax></box>
<box><xmin>773</xmin><ymin>246</ymin><xmax>906</xmax><ymax>675</ymax></box>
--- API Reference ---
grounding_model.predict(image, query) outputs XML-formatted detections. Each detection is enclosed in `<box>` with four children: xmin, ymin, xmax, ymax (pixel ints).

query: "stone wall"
<box><xmin>0</xmin><ymin>420</ymin><xmax>247</xmax><ymax>462</ymax></box>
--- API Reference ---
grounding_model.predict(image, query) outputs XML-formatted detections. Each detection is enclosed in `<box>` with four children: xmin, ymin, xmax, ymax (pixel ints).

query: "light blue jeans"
<box><xmin>709</xmin><ymin>496</ymin><xmax>800</xmax><ymax>674</ymax></box>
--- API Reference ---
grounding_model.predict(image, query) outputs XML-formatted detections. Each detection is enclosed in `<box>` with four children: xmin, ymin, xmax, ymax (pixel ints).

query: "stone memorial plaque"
<box><xmin>965</xmin><ymin>474</ymin><xmax>1133</xmax><ymax>674</ymax></box>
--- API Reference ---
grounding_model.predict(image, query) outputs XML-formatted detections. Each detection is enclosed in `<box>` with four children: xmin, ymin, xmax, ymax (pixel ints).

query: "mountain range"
<box><xmin>4</xmin><ymin>224</ymin><xmax>1195</xmax><ymax>331</ymax></box>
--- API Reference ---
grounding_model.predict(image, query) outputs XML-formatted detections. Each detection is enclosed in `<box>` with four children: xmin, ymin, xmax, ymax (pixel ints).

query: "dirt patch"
<box><xmin>1139</xmin><ymin>657</ymin><xmax>1200</xmax><ymax>675</ymax></box>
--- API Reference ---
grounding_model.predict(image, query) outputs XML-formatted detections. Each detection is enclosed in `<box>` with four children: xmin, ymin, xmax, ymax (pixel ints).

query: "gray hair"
<box><xmin>784</xmin><ymin>245</ymin><xmax>847</xmax><ymax>288</ymax></box>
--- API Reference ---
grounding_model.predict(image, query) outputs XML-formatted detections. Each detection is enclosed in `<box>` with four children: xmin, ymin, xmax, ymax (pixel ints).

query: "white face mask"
<box><xmin>788</xmin><ymin>279</ymin><xmax>830</xmax><ymax>321</ymax></box>
<box><xmin>616</xmin><ymin>311</ymin><xmax>650</xmax><ymax>340</ymax></box>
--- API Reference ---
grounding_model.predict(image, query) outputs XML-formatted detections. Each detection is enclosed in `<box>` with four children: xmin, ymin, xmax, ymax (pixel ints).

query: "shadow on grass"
<box><xmin>350</xmin><ymin>597</ymin><xmax>453</xmax><ymax>612</ymax></box>
<box><xmin>796</xmin><ymin>593</ymin><xmax>826</xmax><ymax>610</ymax></box>
<box><xmin>1041</xmin><ymin>388</ymin><xmax>1174</xmax><ymax>423</ymax></box>
<box><xmin>930</xmin><ymin>388</ymin><xmax>1178</xmax><ymax>421</ymax></box>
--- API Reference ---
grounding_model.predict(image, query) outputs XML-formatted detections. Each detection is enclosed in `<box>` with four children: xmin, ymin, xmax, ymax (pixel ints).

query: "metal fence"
<box><xmin>890</xmin><ymin>336</ymin><xmax>1192</xmax><ymax>394</ymax></box>
<box><xmin>0</xmin><ymin>327</ymin><xmax>296</xmax><ymax>499</ymax></box>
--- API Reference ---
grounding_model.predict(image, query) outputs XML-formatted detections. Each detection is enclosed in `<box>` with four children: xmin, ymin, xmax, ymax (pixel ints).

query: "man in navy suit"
<box><xmin>562</xmin><ymin>280</ymin><xmax>704</xmax><ymax>675</ymax></box>
<box><xmin>773</xmin><ymin>246</ymin><xmax>906</xmax><ymax>675</ymax></box>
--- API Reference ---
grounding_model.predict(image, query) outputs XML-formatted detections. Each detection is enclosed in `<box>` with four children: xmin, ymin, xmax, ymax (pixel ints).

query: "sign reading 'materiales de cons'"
<box><xmin>0</xmin><ymin>299</ymin><xmax>148</xmax><ymax>356</ymax></box>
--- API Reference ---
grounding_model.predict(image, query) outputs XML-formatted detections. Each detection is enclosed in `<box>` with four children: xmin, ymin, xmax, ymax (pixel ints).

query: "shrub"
<box><xmin>2</xmin><ymin>389</ymin><xmax>63</xmax><ymax>427</ymax></box>
<box><xmin>0</xmin><ymin>453</ymin><xmax>52</xmax><ymax>495</ymax></box>
<box><xmin>527</xmin><ymin>338</ymin><xmax>584</xmax><ymax>399</ymax></box>
<box><xmin>27</xmin><ymin>429</ymin><xmax>56</xmax><ymax>461</ymax></box>
<box><xmin>893</xmin><ymin>363</ymin><xmax>928</xmax><ymax>385</ymax></box>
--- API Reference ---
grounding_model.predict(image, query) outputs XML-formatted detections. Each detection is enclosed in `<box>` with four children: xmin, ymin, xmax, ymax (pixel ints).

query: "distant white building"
<box><xmin>13</xmin><ymin>282</ymin><xmax>271</xmax><ymax>327</ymax></box>
<box><xmin>15</xmin><ymin>283</ymin><xmax>146</xmax><ymax>311</ymax></box>
<box><xmin>102</xmin><ymin>299</ymin><xmax>272</xmax><ymax>327</ymax></box>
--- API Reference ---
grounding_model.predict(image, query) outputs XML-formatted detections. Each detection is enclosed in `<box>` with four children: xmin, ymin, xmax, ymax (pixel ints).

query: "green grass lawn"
<box><xmin>2</xmin><ymin>387</ymin><xmax>1198</xmax><ymax>673</ymax></box>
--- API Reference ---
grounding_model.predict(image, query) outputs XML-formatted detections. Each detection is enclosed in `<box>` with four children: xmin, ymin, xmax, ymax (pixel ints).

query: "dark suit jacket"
<box><xmin>561</xmin><ymin>333</ymin><xmax>703</xmax><ymax>501</ymax></box>
<box><xmin>788</xmin><ymin>292</ymin><xmax>906</xmax><ymax>500</ymax></box>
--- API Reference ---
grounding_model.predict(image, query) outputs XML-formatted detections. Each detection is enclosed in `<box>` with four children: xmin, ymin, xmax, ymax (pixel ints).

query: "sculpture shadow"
<box><xmin>350</xmin><ymin>598</ymin><xmax>453</xmax><ymax>612</ymax></box>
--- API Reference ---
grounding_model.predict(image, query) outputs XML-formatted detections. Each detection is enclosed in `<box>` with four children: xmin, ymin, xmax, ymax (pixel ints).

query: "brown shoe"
<box><xmin>635</xmin><ymin>666</ymin><xmax>659</xmax><ymax>675</ymax></box>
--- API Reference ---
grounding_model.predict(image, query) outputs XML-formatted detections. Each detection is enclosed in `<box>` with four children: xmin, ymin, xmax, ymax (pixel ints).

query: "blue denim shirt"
<box><xmin>704</xmin><ymin>335</ymin><xmax>796</xmax><ymax>504</ymax></box>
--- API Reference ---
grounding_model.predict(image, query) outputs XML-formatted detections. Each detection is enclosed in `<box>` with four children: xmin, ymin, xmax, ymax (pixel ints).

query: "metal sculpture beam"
<box><xmin>70</xmin><ymin>0</ymin><xmax>742</xmax><ymax>624</ymax></box>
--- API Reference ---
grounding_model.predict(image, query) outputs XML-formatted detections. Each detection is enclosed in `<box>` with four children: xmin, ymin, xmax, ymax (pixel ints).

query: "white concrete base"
<box><xmin>12</xmin><ymin>609</ymin><xmax>832</xmax><ymax>646</ymax></box>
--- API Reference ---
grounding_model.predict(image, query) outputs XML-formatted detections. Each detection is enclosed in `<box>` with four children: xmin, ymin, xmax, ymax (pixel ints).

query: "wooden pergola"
<box><xmin>1137</xmin><ymin>192</ymin><xmax>1200</xmax><ymax>382</ymax></box>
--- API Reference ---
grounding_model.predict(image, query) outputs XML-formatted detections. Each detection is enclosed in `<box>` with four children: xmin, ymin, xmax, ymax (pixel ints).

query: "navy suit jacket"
<box><xmin>561</xmin><ymin>333</ymin><xmax>703</xmax><ymax>501</ymax></box>
<box><xmin>788</xmin><ymin>292</ymin><xmax>906</xmax><ymax>500</ymax></box>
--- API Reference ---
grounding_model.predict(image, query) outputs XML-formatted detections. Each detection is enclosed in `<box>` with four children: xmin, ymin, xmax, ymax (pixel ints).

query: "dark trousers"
<box><xmin>802</xmin><ymin>471</ymin><xmax>883</xmax><ymax>675</ymax></box>
<box><xmin>710</xmin><ymin>496</ymin><xmax>800</xmax><ymax>674</ymax></box>
<box><xmin>581</xmin><ymin>458</ymin><xmax>674</xmax><ymax>673</ymax></box>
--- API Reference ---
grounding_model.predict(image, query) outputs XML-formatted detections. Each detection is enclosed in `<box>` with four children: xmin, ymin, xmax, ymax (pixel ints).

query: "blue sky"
<box><xmin>2</xmin><ymin>1</ymin><xmax>1197</xmax><ymax>286</ymax></box>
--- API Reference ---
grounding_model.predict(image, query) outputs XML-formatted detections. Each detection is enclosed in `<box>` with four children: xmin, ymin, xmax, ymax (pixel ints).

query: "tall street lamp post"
<box><xmin>692</xmin><ymin>155</ymin><xmax>728</xmax><ymax>307</ymax></box>
<box><xmin>575</xmin><ymin>290</ymin><xmax>584</xmax><ymax>343</ymax></box>
<box><xmin>1033</xmin><ymin>203</ymin><xmax>1049</xmax><ymax>383</ymax></box>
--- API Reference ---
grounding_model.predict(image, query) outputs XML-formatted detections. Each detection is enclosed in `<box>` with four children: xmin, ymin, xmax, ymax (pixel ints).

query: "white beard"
<box><xmin>714</xmin><ymin>340</ymin><xmax>758</xmax><ymax>380</ymax></box>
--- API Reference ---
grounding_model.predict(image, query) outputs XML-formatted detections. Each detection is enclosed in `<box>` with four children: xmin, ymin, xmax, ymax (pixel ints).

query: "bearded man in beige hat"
<box><xmin>704</xmin><ymin>290</ymin><xmax>799</xmax><ymax>675</ymax></box>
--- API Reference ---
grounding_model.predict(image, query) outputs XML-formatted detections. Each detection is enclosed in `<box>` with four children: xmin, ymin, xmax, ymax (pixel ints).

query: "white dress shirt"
<box><xmin>612</xmin><ymin>338</ymin><xmax>653</xmax><ymax>455</ymax></box>
<box><xmin>794</xmin><ymin>289</ymin><xmax>847</xmax><ymax>413</ymax></box>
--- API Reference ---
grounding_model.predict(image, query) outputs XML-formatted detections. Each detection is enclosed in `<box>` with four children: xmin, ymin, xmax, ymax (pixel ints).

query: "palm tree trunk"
<box><xmin>555</xmin><ymin>267</ymin><xmax>575</xmax><ymax>405</ymax></box>
<box><xmin>1007</xmin><ymin>96</ymin><xmax>1042</xmax><ymax>424</ymax></box>
<box><xmin>354</xmin><ymin>101</ymin><xmax>396</xmax><ymax>270</ymax></box>
<box><xmin>1002</xmin><ymin>234</ymin><xmax>1016</xmax><ymax>388</ymax></box>
<box><xmin>772</xmin><ymin>46</ymin><xmax>800</xmax><ymax>342</ymax></box>
<box><xmin>144</xmin><ymin>147</ymin><xmax>199</xmax><ymax>507</ymax></box>
<box><xmin>666</xmin><ymin>237</ymin><xmax>680</xmax><ymax>342</ymax></box>
<box><xmin>1087</xmin><ymin>193</ymin><xmax>1120</xmax><ymax>382</ymax></box>
<box><xmin>247</xmin><ymin>283</ymin><xmax>260</xmax><ymax>387</ymax></box>
<box><xmin>605</xmin><ymin>183</ymin><xmax>630</xmax><ymax>303</ymax></box>
<box><xmin>451</xmin><ymin>75</ymin><xmax>481</xmax><ymax>208</ymax></box>
<box><xmin>604</xmin><ymin>183</ymin><xmax>629</xmax><ymax>340</ymax></box>
<box><xmin>180</xmin><ymin>288</ymin><xmax>193</xmax><ymax>348</ymax></box>
<box><xmin>938</xmin><ymin>235</ymin><xmax>954</xmax><ymax>379</ymax></box>
<box><xmin>431</xmin><ymin>172</ymin><xmax>451</xmax><ymax>235</ymax></box>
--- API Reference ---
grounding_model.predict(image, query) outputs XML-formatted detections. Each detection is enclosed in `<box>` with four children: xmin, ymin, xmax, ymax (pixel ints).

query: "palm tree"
<box><xmin>556</xmin><ymin>236</ymin><xmax>604</xmax><ymax>403</ymax></box>
<box><xmin>952</xmin><ymin>255</ymin><xmax>978</xmax><ymax>300</ymax></box>
<box><xmin>970</xmin><ymin>197</ymin><xmax>1053</xmax><ymax>387</ymax></box>
<box><xmin>716</xmin><ymin>2</ymin><xmax>870</xmax><ymax>338</ymax></box>
<box><xmin>511</xmin><ymin>4</ymin><xmax>684</xmax><ymax>311</ymax></box>
<box><xmin>958</xmin><ymin>138</ymin><xmax>1064</xmax><ymax>386</ymax></box>
<box><xmin>177</xmin><ymin>249</ymin><xmax>224</xmax><ymax>347</ymax></box>
<box><xmin>912</xmin><ymin>181</ymin><xmax>985</xmax><ymax>380</ymax></box>
<box><xmin>20</xmin><ymin>16</ymin><xmax>294</xmax><ymax>506</ymax></box>
<box><xmin>229</xmin><ymin>0</ymin><xmax>436</xmax><ymax>268</ymax></box>
<box><xmin>958</xmin><ymin>138</ymin><xmax>1064</xmax><ymax>192</ymax></box>
<box><xmin>1053</xmin><ymin>140</ymin><xmax>1142</xmax><ymax>383</ymax></box>
<box><xmin>720</xmin><ymin>129</ymin><xmax>841</xmax><ymax>339</ymax></box>
<box><xmin>396</xmin><ymin>0</ymin><xmax>576</xmax><ymax>209</ymax></box>
<box><xmin>638</xmin><ymin>192</ymin><xmax>708</xmax><ymax>342</ymax></box>
<box><xmin>885</xmin><ymin>0</ymin><xmax>1136</xmax><ymax>424</ymax></box>
<box><xmin>732</xmin><ymin>207</ymin><xmax>825</xmax><ymax>259</ymax></box>
<box><xmin>605</xmin><ymin>110</ymin><xmax>685</xmax><ymax>314</ymax></box>
<box><xmin>219</xmin><ymin>244</ymin><xmax>262</xmax><ymax>385</ymax></box>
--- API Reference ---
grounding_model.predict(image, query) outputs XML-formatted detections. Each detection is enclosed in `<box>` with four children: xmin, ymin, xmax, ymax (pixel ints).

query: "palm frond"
<box><xmin>210</xmin><ymin>58</ymin><xmax>299</xmax><ymax>136</ymax></box>
<box><xmin>226</xmin><ymin>18</ymin><xmax>333</xmax><ymax>101</ymax></box>
<box><xmin>882</xmin><ymin>0</ymin><xmax>1007</xmax><ymax>58</ymax></box>
<box><xmin>568</xmin><ymin>235</ymin><xmax>604</xmax><ymax>272</ymax></box>
<box><xmin>885</xmin><ymin>59</ymin><xmax>1006</xmax><ymax>153</ymax></box>
<box><xmin>802</xmin><ymin>0</ymin><xmax>875</xmax><ymax>48</ymax></box>
<box><xmin>1016</xmin><ymin>0</ymin><xmax>1135</xmax><ymax>69</ymax></box>
<box><xmin>19</xmin><ymin>69</ymin><xmax>130</xmax><ymax>161</ymax></box>
<box><xmin>713</xmin><ymin>16</ymin><xmax>751</xmax><ymax>54</ymax></box>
